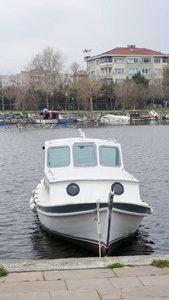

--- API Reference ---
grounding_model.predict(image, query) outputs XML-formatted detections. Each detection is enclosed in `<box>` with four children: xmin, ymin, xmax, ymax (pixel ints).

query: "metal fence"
<box><xmin>0</xmin><ymin>102</ymin><xmax>115</xmax><ymax>111</ymax></box>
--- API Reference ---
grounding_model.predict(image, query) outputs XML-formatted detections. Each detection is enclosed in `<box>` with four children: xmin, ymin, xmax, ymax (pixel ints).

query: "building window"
<box><xmin>107</xmin><ymin>78</ymin><xmax>113</xmax><ymax>84</ymax></box>
<box><xmin>96</xmin><ymin>59</ymin><xmax>100</xmax><ymax>66</ymax></box>
<box><xmin>114</xmin><ymin>68</ymin><xmax>124</xmax><ymax>74</ymax></box>
<box><xmin>141</xmin><ymin>58</ymin><xmax>151</xmax><ymax>63</ymax></box>
<box><xmin>90</xmin><ymin>60</ymin><xmax>95</xmax><ymax>67</ymax></box>
<box><xmin>154</xmin><ymin>58</ymin><xmax>160</xmax><ymax>63</ymax></box>
<box><xmin>114</xmin><ymin>79</ymin><xmax>124</xmax><ymax>84</ymax></box>
<box><xmin>128</xmin><ymin>58</ymin><xmax>138</xmax><ymax>63</ymax></box>
<box><xmin>154</xmin><ymin>79</ymin><xmax>161</xmax><ymax>84</ymax></box>
<box><xmin>114</xmin><ymin>58</ymin><xmax>124</xmax><ymax>64</ymax></box>
<box><xmin>96</xmin><ymin>70</ymin><xmax>100</xmax><ymax>75</ymax></box>
<box><xmin>102</xmin><ymin>68</ymin><xmax>106</xmax><ymax>75</ymax></box>
<box><xmin>163</xmin><ymin>58</ymin><xmax>168</xmax><ymax>63</ymax></box>
<box><xmin>128</xmin><ymin>68</ymin><xmax>138</xmax><ymax>75</ymax></box>
<box><xmin>108</xmin><ymin>68</ymin><xmax>112</xmax><ymax>75</ymax></box>
<box><xmin>154</xmin><ymin>69</ymin><xmax>161</xmax><ymax>74</ymax></box>
<box><xmin>142</xmin><ymin>69</ymin><xmax>152</xmax><ymax>74</ymax></box>
<box><xmin>107</xmin><ymin>57</ymin><xmax>112</xmax><ymax>63</ymax></box>
<box><xmin>100</xmin><ymin>56</ymin><xmax>112</xmax><ymax>64</ymax></box>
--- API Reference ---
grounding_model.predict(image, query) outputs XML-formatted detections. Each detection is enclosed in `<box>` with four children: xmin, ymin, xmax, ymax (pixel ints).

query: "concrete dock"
<box><xmin>0</xmin><ymin>254</ymin><xmax>169</xmax><ymax>299</ymax></box>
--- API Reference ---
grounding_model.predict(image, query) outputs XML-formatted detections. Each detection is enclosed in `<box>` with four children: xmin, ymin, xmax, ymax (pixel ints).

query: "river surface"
<box><xmin>0</xmin><ymin>120</ymin><xmax>169</xmax><ymax>260</ymax></box>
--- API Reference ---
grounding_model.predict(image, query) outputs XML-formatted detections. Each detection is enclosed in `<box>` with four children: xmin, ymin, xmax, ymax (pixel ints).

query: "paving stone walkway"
<box><xmin>0</xmin><ymin>266</ymin><xmax>169</xmax><ymax>299</ymax></box>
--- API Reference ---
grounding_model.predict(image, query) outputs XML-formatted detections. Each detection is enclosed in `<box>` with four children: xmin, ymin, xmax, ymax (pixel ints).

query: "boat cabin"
<box><xmin>129</xmin><ymin>111</ymin><xmax>140</xmax><ymax>120</ymax></box>
<box><xmin>40</xmin><ymin>109</ymin><xmax>59</xmax><ymax>120</ymax></box>
<box><xmin>47</xmin><ymin>141</ymin><xmax>121</xmax><ymax>168</ymax></box>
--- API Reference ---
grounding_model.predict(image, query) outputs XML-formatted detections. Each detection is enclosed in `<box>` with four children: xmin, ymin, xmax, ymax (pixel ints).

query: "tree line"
<box><xmin>1</xmin><ymin>46</ymin><xmax>169</xmax><ymax>112</ymax></box>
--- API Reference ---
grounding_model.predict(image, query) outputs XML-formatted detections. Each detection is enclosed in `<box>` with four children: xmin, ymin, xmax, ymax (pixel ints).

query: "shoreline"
<box><xmin>1</xmin><ymin>254</ymin><xmax>169</xmax><ymax>273</ymax></box>
<box><xmin>1</xmin><ymin>110</ymin><xmax>168</xmax><ymax>125</ymax></box>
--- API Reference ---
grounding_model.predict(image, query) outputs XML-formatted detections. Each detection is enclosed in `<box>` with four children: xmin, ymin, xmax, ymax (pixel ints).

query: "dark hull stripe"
<box><xmin>37</xmin><ymin>203</ymin><xmax>107</xmax><ymax>213</ymax></box>
<box><xmin>37</xmin><ymin>202</ymin><xmax>150</xmax><ymax>215</ymax></box>
<box><xmin>113</xmin><ymin>203</ymin><xmax>150</xmax><ymax>214</ymax></box>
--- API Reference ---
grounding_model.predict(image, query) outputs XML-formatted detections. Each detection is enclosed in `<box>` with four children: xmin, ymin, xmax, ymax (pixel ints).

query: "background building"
<box><xmin>84</xmin><ymin>45</ymin><xmax>168</xmax><ymax>84</ymax></box>
<box><xmin>0</xmin><ymin>75</ymin><xmax>14</xmax><ymax>87</ymax></box>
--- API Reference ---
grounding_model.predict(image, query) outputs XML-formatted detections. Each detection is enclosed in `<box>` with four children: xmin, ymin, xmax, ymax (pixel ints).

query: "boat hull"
<box><xmin>35</xmin><ymin>119</ymin><xmax>58</xmax><ymax>124</ymax></box>
<box><xmin>36</xmin><ymin>201</ymin><xmax>149</xmax><ymax>256</ymax></box>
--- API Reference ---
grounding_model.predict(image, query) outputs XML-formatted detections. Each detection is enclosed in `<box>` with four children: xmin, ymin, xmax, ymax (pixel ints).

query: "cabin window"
<box><xmin>73</xmin><ymin>143</ymin><xmax>97</xmax><ymax>166</ymax></box>
<box><xmin>99</xmin><ymin>146</ymin><xmax>120</xmax><ymax>167</ymax></box>
<box><xmin>48</xmin><ymin>146</ymin><xmax>70</xmax><ymax>167</ymax></box>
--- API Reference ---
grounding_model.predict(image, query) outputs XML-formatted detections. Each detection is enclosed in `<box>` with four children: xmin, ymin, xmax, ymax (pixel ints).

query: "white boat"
<box><xmin>29</xmin><ymin>130</ymin><xmax>152</xmax><ymax>256</ymax></box>
<box><xmin>148</xmin><ymin>110</ymin><xmax>158</xmax><ymax>119</ymax></box>
<box><xmin>100</xmin><ymin>114</ymin><xmax>130</xmax><ymax>125</ymax></box>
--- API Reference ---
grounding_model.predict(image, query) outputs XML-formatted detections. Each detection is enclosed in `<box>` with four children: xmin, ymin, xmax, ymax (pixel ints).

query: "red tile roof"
<box><xmin>98</xmin><ymin>47</ymin><xmax>167</xmax><ymax>56</ymax></box>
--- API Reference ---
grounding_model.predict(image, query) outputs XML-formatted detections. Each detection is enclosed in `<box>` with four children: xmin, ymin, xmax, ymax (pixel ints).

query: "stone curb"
<box><xmin>1</xmin><ymin>254</ymin><xmax>169</xmax><ymax>273</ymax></box>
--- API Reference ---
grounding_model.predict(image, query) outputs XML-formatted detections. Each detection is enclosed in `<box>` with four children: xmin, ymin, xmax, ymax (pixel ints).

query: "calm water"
<box><xmin>0</xmin><ymin>120</ymin><xmax>169</xmax><ymax>260</ymax></box>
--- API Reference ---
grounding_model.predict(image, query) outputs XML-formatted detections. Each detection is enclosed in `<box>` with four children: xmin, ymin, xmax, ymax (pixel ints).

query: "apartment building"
<box><xmin>0</xmin><ymin>75</ymin><xmax>14</xmax><ymax>87</ymax></box>
<box><xmin>14</xmin><ymin>70</ymin><xmax>65</xmax><ymax>87</ymax></box>
<box><xmin>84</xmin><ymin>45</ymin><xmax>168</xmax><ymax>84</ymax></box>
<box><xmin>14</xmin><ymin>70</ymin><xmax>42</xmax><ymax>86</ymax></box>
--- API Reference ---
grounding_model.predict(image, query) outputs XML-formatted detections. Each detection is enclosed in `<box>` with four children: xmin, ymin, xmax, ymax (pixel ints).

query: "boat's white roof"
<box><xmin>45</xmin><ymin>137</ymin><xmax>120</xmax><ymax>147</ymax></box>
<box><xmin>45</xmin><ymin>166</ymin><xmax>138</xmax><ymax>183</ymax></box>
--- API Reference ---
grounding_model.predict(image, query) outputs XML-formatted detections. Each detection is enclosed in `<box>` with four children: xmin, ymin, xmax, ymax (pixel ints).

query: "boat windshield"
<box><xmin>73</xmin><ymin>143</ymin><xmax>97</xmax><ymax>166</ymax></box>
<box><xmin>99</xmin><ymin>146</ymin><xmax>120</xmax><ymax>167</ymax></box>
<box><xmin>48</xmin><ymin>146</ymin><xmax>70</xmax><ymax>167</ymax></box>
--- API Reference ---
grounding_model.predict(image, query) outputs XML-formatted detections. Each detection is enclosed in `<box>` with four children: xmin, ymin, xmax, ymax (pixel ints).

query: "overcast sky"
<box><xmin>0</xmin><ymin>0</ymin><xmax>169</xmax><ymax>74</ymax></box>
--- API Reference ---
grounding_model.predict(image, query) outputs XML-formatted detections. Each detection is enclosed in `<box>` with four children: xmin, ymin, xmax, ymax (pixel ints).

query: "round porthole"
<box><xmin>111</xmin><ymin>182</ymin><xmax>124</xmax><ymax>195</ymax></box>
<box><xmin>66</xmin><ymin>183</ymin><xmax>80</xmax><ymax>196</ymax></box>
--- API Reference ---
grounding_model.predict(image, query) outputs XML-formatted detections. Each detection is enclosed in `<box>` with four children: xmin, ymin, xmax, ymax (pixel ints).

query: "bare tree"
<box><xmin>3</xmin><ymin>86</ymin><xmax>16</xmax><ymax>111</ymax></box>
<box><xmin>10</xmin><ymin>73</ymin><xmax>29</xmax><ymax>111</ymax></box>
<box><xmin>25</xmin><ymin>87</ymin><xmax>41</xmax><ymax>110</ymax></box>
<box><xmin>72</xmin><ymin>78</ymin><xmax>90</xmax><ymax>111</ymax></box>
<box><xmin>14</xmin><ymin>82</ymin><xmax>29</xmax><ymax>111</ymax></box>
<box><xmin>72</xmin><ymin>77</ymin><xmax>102</xmax><ymax>111</ymax></box>
<box><xmin>114</xmin><ymin>80</ymin><xmax>149</xmax><ymax>110</ymax></box>
<box><xmin>127</xmin><ymin>81</ymin><xmax>139</xmax><ymax>110</ymax></box>
<box><xmin>70</xmin><ymin>62</ymin><xmax>81</xmax><ymax>75</ymax></box>
<box><xmin>90</xmin><ymin>77</ymin><xmax>102</xmax><ymax>110</ymax></box>
<box><xmin>162</xmin><ymin>69</ymin><xmax>169</xmax><ymax>104</ymax></box>
<box><xmin>114</xmin><ymin>81</ymin><xmax>128</xmax><ymax>110</ymax></box>
<box><xmin>148</xmin><ymin>83</ymin><xmax>164</xmax><ymax>106</ymax></box>
<box><xmin>137</xmin><ymin>84</ymin><xmax>148</xmax><ymax>108</ymax></box>
<box><xmin>26</xmin><ymin>46</ymin><xmax>65</xmax><ymax>109</ymax></box>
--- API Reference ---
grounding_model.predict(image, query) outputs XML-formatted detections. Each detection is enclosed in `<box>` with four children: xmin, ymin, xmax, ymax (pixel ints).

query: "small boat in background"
<box><xmin>140</xmin><ymin>113</ymin><xmax>150</xmax><ymax>120</ymax></box>
<box><xmin>35</xmin><ymin>109</ymin><xmax>67</xmax><ymax>124</ymax></box>
<box><xmin>100</xmin><ymin>114</ymin><xmax>130</xmax><ymax>125</ymax></box>
<box><xmin>148</xmin><ymin>110</ymin><xmax>158</xmax><ymax>119</ymax></box>
<box><xmin>129</xmin><ymin>111</ymin><xmax>141</xmax><ymax>121</ymax></box>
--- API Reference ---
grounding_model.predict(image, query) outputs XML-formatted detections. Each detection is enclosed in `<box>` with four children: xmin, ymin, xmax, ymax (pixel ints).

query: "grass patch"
<box><xmin>0</xmin><ymin>267</ymin><xmax>8</xmax><ymax>277</ymax></box>
<box><xmin>127</xmin><ymin>264</ymin><xmax>135</xmax><ymax>267</ymax></box>
<box><xmin>108</xmin><ymin>262</ymin><xmax>135</xmax><ymax>269</ymax></box>
<box><xmin>108</xmin><ymin>263</ymin><xmax>125</xmax><ymax>269</ymax></box>
<box><xmin>151</xmin><ymin>259</ymin><xmax>169</xmax><ymax>268</ymax></box>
